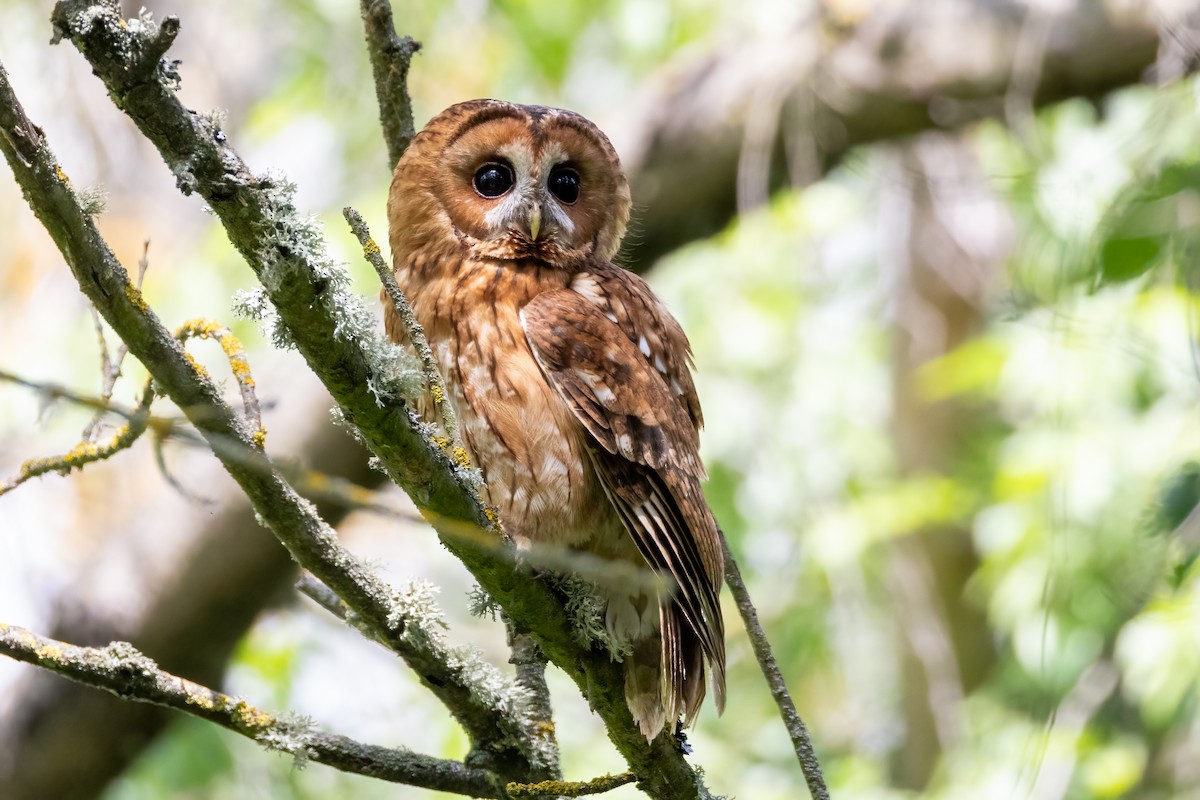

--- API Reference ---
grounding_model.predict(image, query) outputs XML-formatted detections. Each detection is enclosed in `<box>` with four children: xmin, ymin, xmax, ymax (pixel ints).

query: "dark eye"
<box><xmin>472</xmin><ymin>162</ymin><xmax>514</xmax><ymax>198</ymax></box>
<box><xmin>548</xmin><ymin>165</ymin><xmax>580</xmax><ymax>204</ymax></box>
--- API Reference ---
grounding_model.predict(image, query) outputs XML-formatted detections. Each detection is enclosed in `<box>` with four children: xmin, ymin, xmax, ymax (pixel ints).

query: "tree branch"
<box><xmin>0</xmin><ymin>396</ymin><xmax>380</xmax><ymax>800</ymax></box>
<box><xmin>507</xmin><ymin>772</ymin><xmax>637</xmax><ymax>797</ymax></box>
<box><xmin>621</xmin><ymin>0</ymin><xmax>1190</xmax><ymax>267</ymax></box>
<box><xmin>0</xmin><ymin>46</ymin><xmax>536</xmax><ymax>781</ymax></box>
<box><xmin>0</xmin><ymin>623</ymin><xmax>506</xmax><ymax>798</ymax></box>
<box><xmin>721</xmin><ymin>536</ymin><xmax>827</xmax><ymax>799</ymax></box>
<box><xmin>343</xmin><ymin>205</ymin><xmax>461</xmax><ymax>446</ymax></box>
<box><xmin>45</xmin><ymin>3</ymin><xmax>714</xmax><ymax>795</ymax></box>
<box><xmin>359</xmin><ymin>0</ymin><xmax>420</xmax><ymax>170</ymax></box>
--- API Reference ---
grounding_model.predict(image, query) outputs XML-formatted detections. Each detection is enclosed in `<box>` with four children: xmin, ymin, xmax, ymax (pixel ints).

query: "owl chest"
<box><xmin>407</xmin><ymin>263</ymin><xmax>607</xmax><ymax>544</ymax></box>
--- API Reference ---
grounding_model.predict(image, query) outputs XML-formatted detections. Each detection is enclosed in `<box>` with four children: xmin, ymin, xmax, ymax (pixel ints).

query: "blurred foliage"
<box><xmin>4</xmin><ymin>0</ymin><xmax>1200</xmax><ymax>798</ymax></box>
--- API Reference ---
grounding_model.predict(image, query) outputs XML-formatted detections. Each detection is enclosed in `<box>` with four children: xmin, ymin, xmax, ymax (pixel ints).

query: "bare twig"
<box><xmin>82</xmin><ymin>238</ymin><xmax>148</xmax><ymax>440</ymax></box>
<box><xmin>297</xmin><ymin>573</ymin><xmax>349</xmax><ymax>620</ymax></box>
<box><xmin>343</xmin><ymin>206</ymin><xmax>460</xmax><ymax>445</ymax></box>
<box><xmin>507</xmin><ymin>772</ymin><xmax>638</xmax><ymax>798</ymax></box>
<box><xmin>0</xmin><ymin>623</ymin><xmax>506</xmax><ymax>798</ymax></box>
<box><xmin>0</xmin><ymin>373</ymin><xmax>156</xmax><ymax>496</ymax></box>
<box><xmin>358</xmin><ymin>0</ymin><xmax>420</xmax><ymax>169</ymax></box>
<box><xmin>721</xmin><ymin>534</ymin><xmax>828</xmax><ymax>800</ymax></box>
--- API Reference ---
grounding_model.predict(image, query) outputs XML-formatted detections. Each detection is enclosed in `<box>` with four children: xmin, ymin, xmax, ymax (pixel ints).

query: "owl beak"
<box><xmin>527</xmin><ymin>205</ymin><xmax>542</xmax><ymax>241</ymax></box>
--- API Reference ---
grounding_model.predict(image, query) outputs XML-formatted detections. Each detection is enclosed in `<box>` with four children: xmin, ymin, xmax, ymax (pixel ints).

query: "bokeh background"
<box><xmin>3</xmin><ymin>0</ymin><xmax>1200</xmax><ymax>798</ymax></box>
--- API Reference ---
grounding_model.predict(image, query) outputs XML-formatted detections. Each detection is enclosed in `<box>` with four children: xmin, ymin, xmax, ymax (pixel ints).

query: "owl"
<box><xmin>385</xmin><ymin>100</ymin><xmax>725</xmax><ymax>740</ymax></box>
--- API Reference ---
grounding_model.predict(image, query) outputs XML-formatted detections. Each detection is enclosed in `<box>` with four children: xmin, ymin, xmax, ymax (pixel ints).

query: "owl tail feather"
<box><xmin>625</xmin><ymin>636</ymin><xmax>667</xmax><ymax>740</ymax></box>
<box><xmin>626</xmin><ymin>604</ymin><xmax>712</xmax><ymax>742</ymax></box>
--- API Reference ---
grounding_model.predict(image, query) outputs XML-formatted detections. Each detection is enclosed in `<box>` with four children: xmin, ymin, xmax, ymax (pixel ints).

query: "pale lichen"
<box><xmin>255</xmin><ymin>712</ymin><xmax>317</xmax><ymax>769</ymax></box>
<box><xmin>561</xmin><ymin>575</ymin><xmax>631</xmax><ymax>661</ymax></box>
<box><xmin>467</xmin><ymin>584</ymin><xmax>500</xmax><ymax>620</ymax></box>
<box><xmin>231</xmin><ymin>287</ymin><xmax>270</xmax><ymax>321</ymax></box>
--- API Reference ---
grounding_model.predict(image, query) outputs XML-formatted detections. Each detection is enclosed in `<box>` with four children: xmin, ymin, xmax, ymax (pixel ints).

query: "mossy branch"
<box><xmin>0</xmin><ymin>623</ymin><xmax>507</xmax><ymax>799</ymax></box>
<box><xmin>175</xmin><ymin>318</ymin><xmax>266</xmax><ymax>446</ymax></box>
<box><xmin>507</xmin><ymin>772</ymin><xmax>638</xmax><ymax>797</ymax></box>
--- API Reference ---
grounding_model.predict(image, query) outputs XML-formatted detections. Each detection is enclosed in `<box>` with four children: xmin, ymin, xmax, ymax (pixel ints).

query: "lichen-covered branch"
<box><xmin>721</xmin><ymin>536</ymin><xmax>827</xmax><ymax>800</ymax></box>
<box><xmin>174</xmin><ymin>318</ymin><xmax>266</xmax><ymax>447</ymax></box>
<box><xmin>45</xmin><ymin>4</ymin><xmax>715</xmax><ymax>796</ymax></box>
<box><xmin>0</xmin><ymin>623</ymin><xmax>506</xmax><ymax>799</ymax></box>
<box><xmin>507</xmin><ymin>772</ymin><xmax>638</xmax><ymax>798</ymax></box>
<box><xmin>343</xmin><ymin>206</ymin><xmax>460</xmax><ymax>445</ymax></box>
<box><xmin>0</xmin><ymin>49</ymin><xmax>538</xmax><ymax>783</ymax></box>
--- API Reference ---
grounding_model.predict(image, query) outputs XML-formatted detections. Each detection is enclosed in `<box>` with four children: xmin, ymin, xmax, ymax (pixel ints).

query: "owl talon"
<box><xmin>673</xmin><ymin>720</ymin><xmax>693</xmax><ymax>754</ymax></box>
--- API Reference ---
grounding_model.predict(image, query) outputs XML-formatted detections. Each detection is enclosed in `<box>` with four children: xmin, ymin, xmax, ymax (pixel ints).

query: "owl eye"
<box><xmin>473</xmin><ymin>162</ymin><xmax>514</xmax><ymax>198</ymax></box>
<box><xmin>548</xmin><ymin>165</ymin><xmax>580</xmax><ymax>204</ymax></box>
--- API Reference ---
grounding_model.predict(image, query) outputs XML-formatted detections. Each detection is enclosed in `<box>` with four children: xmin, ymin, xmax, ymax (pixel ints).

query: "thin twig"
<box><xmin>342</xmin><ymin>206</ymin><xmax>460</xmax><ymax>445</ymax></box>
<box><xmin>721</xmin><ymin>534</ymin><xmax>829</xmax><ymax>800</ymax></box>
<box><xmin>297</xmin><ymin>573</ymin><xmax>349</xmax><ymax>621</ymax></box>
<box><xmin>0</xmin><ymin>374</ymin><xmax>156</xmax><ymax>496</ymax></box>
<box><xmin>0</xmin><ymin>622</ymin><xmax>506</xmax><ymax>798</ymax></box>
<box><xmin>82</xmin><ymin>238</ymin><xmax>148</xmax><ymax>440</ymax></box>
<box><xmin>174</xmin><ymin>317</ymin><xmax>266</xmax><ymax>447</ymax></box>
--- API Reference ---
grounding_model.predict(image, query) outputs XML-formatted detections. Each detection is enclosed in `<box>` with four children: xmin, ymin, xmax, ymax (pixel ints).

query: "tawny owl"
<box><xmin>385</xmin><ymin>99</ymin><xmax>725</xmax><ymax>740</ymax></box>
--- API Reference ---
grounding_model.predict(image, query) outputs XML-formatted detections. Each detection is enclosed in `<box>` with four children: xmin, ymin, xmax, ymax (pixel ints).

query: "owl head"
<box><xmin>389</xmin><ymin>100</ymin><xmax>632</xmax><ymax>268</ymax></box>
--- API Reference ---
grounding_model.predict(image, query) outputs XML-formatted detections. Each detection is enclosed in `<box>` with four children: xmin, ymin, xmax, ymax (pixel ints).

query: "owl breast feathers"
<box><xmin>385</xmin><ymin>99</ymin><xmax>725</xmax><ymax>740</ymax></box>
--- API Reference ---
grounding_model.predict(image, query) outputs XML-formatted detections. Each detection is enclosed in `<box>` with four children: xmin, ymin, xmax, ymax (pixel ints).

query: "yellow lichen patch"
<box><xmin>363</xmin><ymin>238</ymin><xmax>382</xmax><ymax>257</ymax></box>
<box><xmin>228</xmin><ymin>357</ymin><xmax>254</xmax><ymax>384</ymax></box>
<box><xmin>507</xmin><ymin>772</ymin><xmax>637</xmax><ymax>797</ymax></box>
<box><xmin>452</xmin><ymin>447</ymin><xmax>472</xmax><ymax>470</ymax></box>
<box><xmin>104</xmin><ymin>425</ymin><xmax>132</xmax><ymax>450</ymax></box>
<box><xmin>183</xmin><ymin>351</ymin><xmax>209</xmax><ymax>378</ymax></box>
<box><xmin>232</xmin><ymin>700</ymin><xmax>273</xmax><ymax>729</ymax></box>
<box><xmin>34</xmin><ymin>644</ymin><xmax>64</xmax><ymax>662</ymax></box>
<box><xmin>484</xmin><ymin>507</ymin><xmax>500</xmax><ymax>526</ymax></box>
<box><xmin>251</xmin><ymin>428</ymin><xmax>267</xmax><ymax>449</ymax></box>
<box><xmin>185</xmin><ymin>690</ymin><xmax>218</xmax><ymax>712</ymax></box>
<box><xmin>216</xmin><ymin>332</ymin><xmax>245</xmax><ymax>357</ymax></box>
<box><xmin>124</xmin><ymin>283</ymin><xmax>150</xmax><ymax>314</ymax></box>
<box><xmin>65</xmin><ymin>441</ymin><xmax>100</xmax><ymax>462</ymax></box>
<box><xmin>53</xmin><ymin>164</ymin><xmax>70</xmax><ymax>186</ymax></box>
<box><xmin>431</xmin><ymin>435</ymin><xmax>451</xmax><ymax>451</ymax></box>
<box><xmin>430</xmin><ymin>383</ymin><xmax>445</xmax><ymax>404</ymax></box>
<box><xmin>534</xmin><ymin>720</ymin><xmax>556</xmax><ymax>737</ymax></box>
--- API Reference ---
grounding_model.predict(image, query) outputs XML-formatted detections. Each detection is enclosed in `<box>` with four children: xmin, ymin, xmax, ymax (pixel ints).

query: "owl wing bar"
<box><xmin>520</xmin><ymin>288</ymin><xmax>725</xmax><ymax>690</ymax></box>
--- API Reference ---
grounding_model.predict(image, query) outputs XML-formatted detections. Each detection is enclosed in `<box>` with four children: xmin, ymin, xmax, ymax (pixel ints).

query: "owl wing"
<box><xmin>520</xmin><ymin>285</ymin><xmax>725</xmax><ymax>711</ymax></box>
<box><xmin>568</xmin><ymin>268</ymin><xmax>704</xmax><ymax>433</ymax></box>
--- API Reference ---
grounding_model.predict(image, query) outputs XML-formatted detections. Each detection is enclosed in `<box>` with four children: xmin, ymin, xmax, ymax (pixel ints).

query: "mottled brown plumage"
<box><xmin>385</xmin><ymin>99</ymin><xmax>724</xmax><ymax>739</ymax></box>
